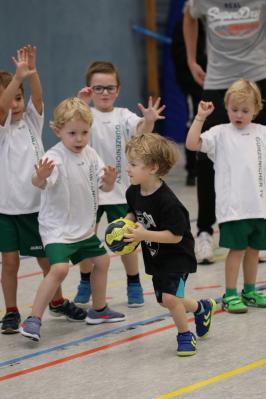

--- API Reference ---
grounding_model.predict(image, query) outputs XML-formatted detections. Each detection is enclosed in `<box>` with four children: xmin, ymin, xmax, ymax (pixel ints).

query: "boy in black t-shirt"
<box><xmin>124</xmin><ymin>133</ymin><xmax>216</xmax><ymax>356</ymax></box>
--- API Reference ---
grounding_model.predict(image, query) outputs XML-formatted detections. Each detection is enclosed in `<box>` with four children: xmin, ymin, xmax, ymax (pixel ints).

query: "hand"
<box><xmin>102</xmin><ymin>165</ymin><xmax>117</xmax><ymax>186</ymax></box>
<box><xmin>197</xmin><ymin>101</ymin><xmax>215</xmax><ymax>118</ymax></box>
<box><xmin>25</xmin><ymin>45</ymin><xmax>37</xmax><ymax>71</ymax></box>
<box><xmin>124</xmin><ymin>222</ymin><xmax>146</xmax><ymax>243</ymax></box>
<box><xmin>138</xmin><ymin>96</ymin><xmax>165</xmax><ymax>124</ymax></box>
<box><xmin>12</xmin><ymin>47</ymin><xmax>36</xmax><ymax>81</ymax></box>
<box><xmin>78</xmin><ymin>86</ymin><xmax>93</xmax><ymax>104</ymax></box>
<box><xmin>34</xmin><ymin>158</ymin><xmax>55</xmax><ymax>180</ymax></box>
<box><xmin>188</xmin><ymin>61</ymin><xmax>206</xmax><ymax>86</ymax></box>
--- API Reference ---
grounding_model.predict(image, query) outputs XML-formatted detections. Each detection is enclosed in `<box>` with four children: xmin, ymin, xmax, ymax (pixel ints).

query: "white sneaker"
<box><xmin>195</xmin><ymin>232</ymin><xmax>214</xmax><ymax>264</ymax></box>
<box><xmin>259</xmin><ymin>251</ymin><xmax>266</xmax><ymax>263</ymax></box>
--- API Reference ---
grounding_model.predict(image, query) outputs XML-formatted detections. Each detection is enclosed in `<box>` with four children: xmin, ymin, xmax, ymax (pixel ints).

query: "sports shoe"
<box><xmin>127</xmin><ymin>283</ymin><xmax>144</xmax><ymax>308</ymax></box>
<box><xmin>20</xmin><ymin>316</ymin><xmax>41</xmax><ymax>342</ymax></box>
<box><xmin>222</xmin><ymin>295</ymin><xmax>248</xmax><ymax>314</ymax></box>
<box><xmin>194</xmin><ymin>298</ymin><xmax>216</xmax><ymax>338</ymax></box>
<box><xmin>49</xmin><ymin>299</ymin><xmax>87</xmax><ymax>321</ymax></box>
<box><xmin>195</xmin><ymin>232</ymin><xmax>214</xmax><ymax>264</ymax></box>
<box><xmin>176</xmin><ymin>332</ymin><xmax>197</xmax><ymax>357</ymax></box>
<box><xmin>241</xmin><ymin>290</ymin><xmax>266</xmax><ymax>308</ymax></box>
<box><xmin>85</xmin><ymin>306</ymin><xmax>126</xmax><ymax>324</ymax></box>
<box><xmin>74</xmin><ymin>281</ymin><xmax>91</xmax><ymax>309</ymax></box>
<box><xmin>1</xmin><ymin>312</ymin><xmax>21</xmax><ymax>334</ymax></box>
<box><xmin>259</xmin><ymin>251</ymin><xmax>266</xmax><ymax>263</ymax></box>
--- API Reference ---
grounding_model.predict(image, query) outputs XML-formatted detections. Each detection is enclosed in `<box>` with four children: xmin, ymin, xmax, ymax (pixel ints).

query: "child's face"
<box><xmin>126</xmin><ymin>152</ymin><xmax>157</xmax><ymax>186</ymax></box>
<box><xmin>0</xmin><ymin>86</ymin><xmax>24</xmax><ymax>123</ymax></box>
<box><xmin>89</xmin><ymin>73</ymin><xmax>119</xmax><ymax>112</ymax></box>
<box><xmin>55</xmin><ymin>118</ymin><xmax>90</xmax><ymax>154</ymax></box>
<box><xmin>227</xmin><ymin>97</ymin><xmax>256</xmax><ymax>129</ymax></box>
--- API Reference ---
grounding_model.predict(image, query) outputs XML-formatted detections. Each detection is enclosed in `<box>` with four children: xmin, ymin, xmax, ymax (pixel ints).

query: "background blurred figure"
<box><xmin>183</xmin><ymin>0</ymin><xmax>266</xmax><ymax>264</ymax></box>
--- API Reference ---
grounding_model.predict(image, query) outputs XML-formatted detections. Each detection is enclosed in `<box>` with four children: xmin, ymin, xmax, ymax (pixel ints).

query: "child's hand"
<box><xmin>138</xmin><ymin>96</ymin><xmax>166</xmax><ymax>124</ymax></box>
<box><xmin>197</xmin><ymin>101</ymin><xmax>214</xmax><ymax>118</ymax></box>
<box><xmin>78</xmin><ymin>87</ymin><xmax>93</xmax><ymax>104</ymax></box>
<box><xmin>124</xmin><ymin>222</ymin><xmax>146</xmax><ymax>243</ymax></box>
<box><xmin>25</xmin><ymin>45</ymin><xmax>37</xmax><ymax>71</ymax></box>
<box><xmin>34</xmin><ymin>158</ymin><xmax>55</xmax><ymax>180</ymax></box>
<box><xmin>102</xmin><ymin>166</ymin><xmax>117</xmax><ymax>186</ymax></box>
<box><xmin>12</xmin><ymin>47</ymin><xmax>36</xmax><ymax>81</ymax></box>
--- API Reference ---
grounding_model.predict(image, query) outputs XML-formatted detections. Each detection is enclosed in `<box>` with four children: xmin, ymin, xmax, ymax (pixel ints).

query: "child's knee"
<box><xmin>162</xmin><ymin>293</ymin><xmax>182</xmax><ymax>309</ymax></box>
<box><xmin>50</xmin><ymin>263</ymin><xmax>69</xmax><ymax>281</ymax></box>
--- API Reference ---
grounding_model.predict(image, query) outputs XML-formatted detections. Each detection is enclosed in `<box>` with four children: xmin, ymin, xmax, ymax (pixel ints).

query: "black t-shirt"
<box><xmin>126</xmin><ymin>181</ymin><xmax>197</xmax><ymax>275</ymax></box>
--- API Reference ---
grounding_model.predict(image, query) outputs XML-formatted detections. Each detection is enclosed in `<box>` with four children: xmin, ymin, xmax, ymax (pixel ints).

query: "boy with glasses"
<box><xmin>75</xmin><ymin>61</ymin><xmax>165</xmax><ymax>309</ymax></box>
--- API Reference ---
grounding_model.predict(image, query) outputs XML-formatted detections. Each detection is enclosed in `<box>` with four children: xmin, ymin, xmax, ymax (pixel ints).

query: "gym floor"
<box><xmin>1</xmin><ymin>156</ymin><xmax>266</xmax><ymax>399</ymax></box>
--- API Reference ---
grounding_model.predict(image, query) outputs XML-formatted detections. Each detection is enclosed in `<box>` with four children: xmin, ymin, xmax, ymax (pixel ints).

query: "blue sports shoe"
<box><xmin>20</xmin><ymin>316</ymin><xmax>41</xmax><ymax>342</ymax></box>
<box><xmin>194</xmin><ymin>298</ymin><xmax>216</xmax><ymax>338</ymax></box>
<box><xmin>127</xmin><ymin>283</ymin><xmax>144</xmax><ymax>308</ymax></box>
<box><xmin>176</xmin><ymin>332</ymin><xmax>197</xmax><ymax>356</ymax></box>
<box><xmin>74</xmin><ymin>281</ymin><xmax>91</xmax><ymax>309</ymax></box>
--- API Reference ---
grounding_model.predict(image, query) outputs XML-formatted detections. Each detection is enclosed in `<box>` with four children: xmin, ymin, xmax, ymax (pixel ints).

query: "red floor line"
<box><xmin>0</xmin><ymin>309</ymin><xmax>224</xmax><ymax>382</ymax></box>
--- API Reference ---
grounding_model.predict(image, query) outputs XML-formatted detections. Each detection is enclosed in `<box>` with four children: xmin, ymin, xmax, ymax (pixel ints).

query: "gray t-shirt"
<box><xmin>188</xmin><ymin>0</ymin><xmax>266</xmax><ymax>89</ymax></box>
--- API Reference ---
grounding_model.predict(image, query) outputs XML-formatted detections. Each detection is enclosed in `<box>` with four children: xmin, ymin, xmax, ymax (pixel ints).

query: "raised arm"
<box><xmin>136</xmin><ymin>96</ymin><xmax>165</xmax><ymax>134</ymax></box>
<box><xmin>0</xmin><ymin>47</ymin><xmax>35</xmax><ymax>124</ymax></box>
<box><xmin>26</xmin><ymin>45</ymin><xmax>43</xmax><ymax>115</ymax></box>
<box><xmin>183</xmin><ymin>7</ymin><xmax>205</xmax><ymax>86</ymax></box>
<box><xmin>186</xmin><ymin>101</ymin><xmax>214</xmax><ymax>151</ymax></box>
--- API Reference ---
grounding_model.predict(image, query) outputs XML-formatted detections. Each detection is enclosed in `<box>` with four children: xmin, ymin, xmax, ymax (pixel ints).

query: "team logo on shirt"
<box><xmin>136</xmin><ymin>211</ymin><xmax>159</xmax><ymax>257</ymax></box>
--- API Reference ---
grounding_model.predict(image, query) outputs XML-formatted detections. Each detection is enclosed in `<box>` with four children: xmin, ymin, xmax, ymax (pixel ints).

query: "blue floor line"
<box><xmin>1</xmin><ymin>286</ymin><xmax>265</xmax><ymax>369</ymax></box>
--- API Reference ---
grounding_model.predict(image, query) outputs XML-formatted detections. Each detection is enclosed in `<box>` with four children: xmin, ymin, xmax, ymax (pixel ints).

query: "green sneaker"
<box><xmin>241</xmin><ymin>290</ymin><xmax>266</xmax><ymax>308</ymax></box>
<box><xmin>222</xmin><ymin>295</ymin><xmax>248</xmax><ymax>314</ymax></box>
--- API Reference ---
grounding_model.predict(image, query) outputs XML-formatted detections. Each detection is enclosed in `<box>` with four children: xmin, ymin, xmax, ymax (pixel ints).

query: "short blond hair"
<box><xmin>125</xmin><ymin>133</ymin><xmax>180</xmax><ymax>176</ymax></box>
<box><xmin>50</xmin><ymin>97</ymin><xmax>93</xmax><ymax>130</ymax></box>
<box><xmin>224</xmin><ymin>79</ymin><xmax>263</xmax><ymax>117</ymax></box>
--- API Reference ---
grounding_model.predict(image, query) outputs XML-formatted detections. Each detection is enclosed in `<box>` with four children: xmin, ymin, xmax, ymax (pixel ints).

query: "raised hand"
<box><xmin>12</xmin><ymin>47</ymin><xmax>36</xmax><ymax>81</ymax></box>
<box><xmin>25</xmin><ymin>45</ymin><xmax>37</xmax><ymax>71</ymax></box>
<box><xmin>101</xmin><ymin>166</ymin><xmax>117</xmax><ymax>190</ymax></box>
<box><xmin>78</xmin><ymin>86</ymin><xmax>93</xmax><ymax>104</ymax></box>
<box><xmin>34</xmin><ymin>158</ymin><xmax>55</xmax><ymax>180</ymax></box>
<box><xmin>197</xmin><ymin>101</ymin><xmax>215</xmax><ymax>118</ymax></box>
<box><xmin>138</xmin><ymin>96</ymin><xmax>166</xmax><ymax>124</ymax></box>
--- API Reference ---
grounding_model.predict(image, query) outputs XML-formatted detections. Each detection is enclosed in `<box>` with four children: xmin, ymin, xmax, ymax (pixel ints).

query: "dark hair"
<box><xmin>85</xmin><ymin>61</ymin><xmax>120</xmax><ymax>86</ymax></box>
<box><xmin>0</xmin><ymin>70</ymin><xmax>24</xmax><ymax>94</ymax></box>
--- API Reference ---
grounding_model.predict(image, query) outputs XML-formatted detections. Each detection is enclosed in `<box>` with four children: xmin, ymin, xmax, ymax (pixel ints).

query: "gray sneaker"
<box><xmin>85</xmin><ymin>306</ymin><xmax>126</xmax><ymax>325</ymax></box>
<box><xmin>19</xmin><ymin>316</ymin><xmax>41</xmax><ymax>341</ymax></box>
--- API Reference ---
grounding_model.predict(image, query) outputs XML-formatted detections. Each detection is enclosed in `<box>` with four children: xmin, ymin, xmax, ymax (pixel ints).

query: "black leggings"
<box><xmin>196</xmin><ymin>79</ymin><xmax>266</xmax><ymax>235</ymax></box>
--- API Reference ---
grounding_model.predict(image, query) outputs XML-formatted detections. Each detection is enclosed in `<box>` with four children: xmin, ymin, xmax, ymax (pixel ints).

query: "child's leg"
<box><xmin>162</xmin><ymin>293</ymin><xmax>196</xmax><ymax>332</ymax></box>
<box><xmin>37</xmin><ymin>257</ymin><xmax>64</xmax><ymax>302</ymax></box>
<box><xmin>85</xmin><ymin>254</ymin><xmax>126</xmax><ymax>324</ymax></box>
<box><xmin>121</xmin><ymin>252</ymin><xmax>144</xmax><ymax>307</ymax></box>
<box><xmin>1</xmin><ymin>251</ymin><xmax>20</xmax><ymax>310</ymax></box>
<box><xmin>223</xmin><ymin>249</ymin><xmax>248</xmax><ymax>313</ymax></box>
<box><xmin>30</xmin><ymin>263</ymin><xmax>69</xmax><ymax>319</ymax></box>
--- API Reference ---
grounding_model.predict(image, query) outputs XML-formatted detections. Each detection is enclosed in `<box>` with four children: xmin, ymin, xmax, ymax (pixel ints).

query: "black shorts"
<box><xmin>152</xmin><ymin>273</ymin><xmax>188</xmax><ymax>303</ymax></box>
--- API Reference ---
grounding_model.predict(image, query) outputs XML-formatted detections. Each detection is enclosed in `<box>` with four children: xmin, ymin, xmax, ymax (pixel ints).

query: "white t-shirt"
<box><xmin>201</xmin><ymin>123</ymin><xmax>266</xmax><ymax>223</ymax></box>
<box><xmin>0</xmin><ymin>98</ymin><xmax>44</xmax><ymax>214</ymax></box>
<box><xmin>38</xmin><ymin>142</ymin><xmax>105</xmax><ymax>247</ymax></box>
<box><xmin>90</xmin><ymin>107</ymin><xmax>142</xmax><ymax>205</ymax></box>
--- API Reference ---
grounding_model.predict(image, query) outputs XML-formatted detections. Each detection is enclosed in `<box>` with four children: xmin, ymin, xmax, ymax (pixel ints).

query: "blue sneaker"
<box><xmin>20</xmin><ymin>316</ymin><xmax>41</xmax><ymax>342</ymax></box>
<box><xmin>74</xmin><ymin>281</ymin><xmax>91</xmax><ymax>308</ymax></box>
<box><xmin>176</xmin><ymin>332</ymin><xmax>197</xmax><ymax>356</ymax></box>
<box><xmin>85</xmin><ymin>306</ymin><xmax>126</xmax><ymax>324</ymax></box>
<box><xmin>194</xmin><ymin>298</ymin><xmax>216</xmax><ymax>338</ymax></box>
<box><xmin>127</xmin><ymin>283</ymin><xmax>144</xmax><ymax>308</ymax></box>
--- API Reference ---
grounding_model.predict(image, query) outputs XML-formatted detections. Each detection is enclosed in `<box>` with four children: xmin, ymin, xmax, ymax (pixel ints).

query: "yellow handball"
<box><xmin>105</xmin><ymin>218</ymin><xmax>139</xmax><ymax>255</ymax></box>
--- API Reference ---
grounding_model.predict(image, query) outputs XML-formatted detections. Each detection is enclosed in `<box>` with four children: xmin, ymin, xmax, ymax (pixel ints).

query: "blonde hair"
<box><xmin>50</xmin><ymin>97</ymin><xmax>93</xmax><ymax>130</ymax></box>
<box><xmin>224</xmin><ymin>79</ymin><xmax>263</xmax><ymax>117</ymax></box>
<box><xmin>125</xmin><ymin>133</ymin><xmax>180</xmax><ymax>176</ymax></box>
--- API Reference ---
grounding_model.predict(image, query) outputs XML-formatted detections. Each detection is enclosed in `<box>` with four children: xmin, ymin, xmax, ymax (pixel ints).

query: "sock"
<box><xmin>225</xmin><ymin>288</ymin><xmax>238</xmax><ymax>297</ymax></box>
<box><xmin>6</xmin><ymin>307</ymin><xmax>19</xmax><ymax>314</ymax></box>
<box><xmin>178</xmin><ymin>331</ymin><xmax>190</xmax><ymax>336</ymax></box>
<box><xmin>50</xmin><ymin>298</ymin><xmax>65</xmax><ymax>307</ymax></box>
<box><xmin>194</xmin><ymin>301</ymin><xmax>204</xmax><ymax>315</ymax></box>
<box><xmin>243</xmin><ymin>283</ymin><xmax>255</xmax><ymax>294</ymax></box>
<box><xmin>81</xmin><ymin>272</ymin><xmax>91</xmax><ymax>282</ymax></box>
<box><xmin>95</xmin><ymin>305</ymin><xmax>107</xmax><ymax>313</ymax></box>
<box><xmin>127</xmin><ymin>273</ymin><xmax>140</xmax><ymax>285</ymax></box>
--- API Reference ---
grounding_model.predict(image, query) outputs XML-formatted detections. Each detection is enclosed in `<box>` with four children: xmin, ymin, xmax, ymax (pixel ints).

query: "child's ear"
<box><xmin>53</xmin><ymin>127</ymin><xmax>61</xmax><ymax>138</ymax></box>
<box><xmin>150</xmin><ymin>162</ymin><xmax>159</xmax><ymax>175</ymax></box>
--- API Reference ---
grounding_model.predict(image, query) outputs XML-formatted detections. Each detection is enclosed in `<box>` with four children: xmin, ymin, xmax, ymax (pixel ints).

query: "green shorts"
<box><xmin>219</xmin><ymin>219</ymin><xmax>266</xmax><ymax>250</ymax></box>
<box><xmin>45</xmin><ymin>235</ymin><xmax>107</xmax><ymax>265</ymax></box>
<box><xmin>96</xmin><ymin>204</ymin><xmax>129</xmax><ymax>224</ymax></box>
<box><xmin>0</xmin><ymin>213</ymin><xmax>45</xmax><ymax>257</ymax></box>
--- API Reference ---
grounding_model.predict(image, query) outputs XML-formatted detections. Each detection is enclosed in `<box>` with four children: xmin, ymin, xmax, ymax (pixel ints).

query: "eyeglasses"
<box><xmin>91</xmin><ymin>85</ymin><xmax>118</xmax><ymax>94</ymax></box>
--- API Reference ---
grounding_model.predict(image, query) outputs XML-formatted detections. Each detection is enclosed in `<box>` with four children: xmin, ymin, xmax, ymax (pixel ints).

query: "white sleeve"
<box><xmin>0</xmin><ymin>111</ymin><xmax>12</xmax><ymax>144</ymax></box>
<box><xmin>200</xmin><ymin>126</ymin><xmax>220</xmax><ymax>162</ymax></box>
<box><xmin>25</xmin><ymin>97</ymin><xmax>44</xmax><ymax>138</ymax></box>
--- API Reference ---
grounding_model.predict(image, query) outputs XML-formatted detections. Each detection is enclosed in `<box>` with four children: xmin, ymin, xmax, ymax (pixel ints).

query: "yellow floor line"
<box><xmin>155</xmin><ymin>357</ymin><xmax>266</xmax><ymax>399</ymax></box>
